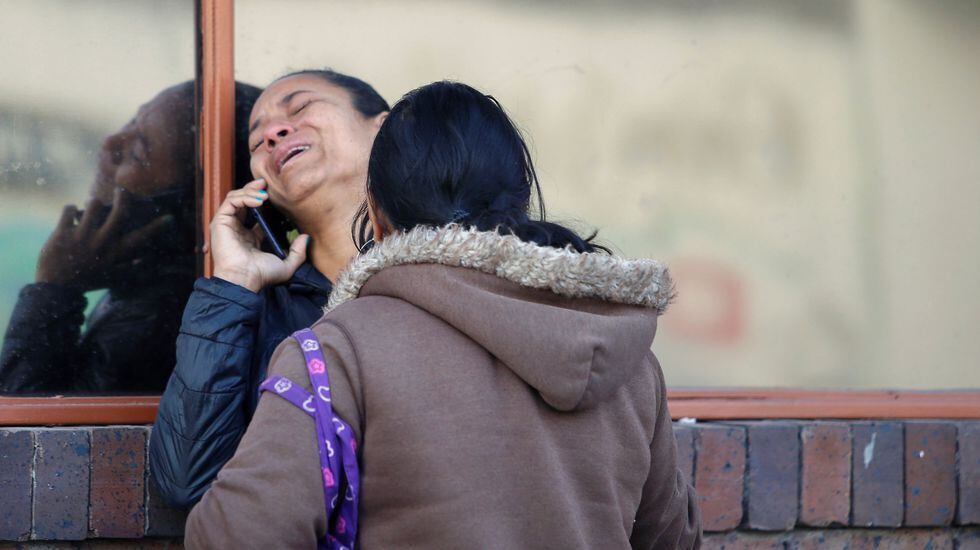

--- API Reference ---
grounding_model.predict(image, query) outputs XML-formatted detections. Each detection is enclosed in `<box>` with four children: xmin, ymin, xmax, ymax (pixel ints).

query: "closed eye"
<box><xmin>291</xmin><ymin>100</ymin><xmax>314</xmax><ymax>116</ymax></box>
<box><xmin>248</xmin><ymin>98</ymin><xmax>315</xmax><ymax>153</ymax></box>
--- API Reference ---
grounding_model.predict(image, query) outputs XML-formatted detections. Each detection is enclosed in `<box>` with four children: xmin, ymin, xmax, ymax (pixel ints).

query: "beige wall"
<box><xmin>856</xmin><ymin>0</ymin><xmax>980</xmax><ymax>388</ymax></box>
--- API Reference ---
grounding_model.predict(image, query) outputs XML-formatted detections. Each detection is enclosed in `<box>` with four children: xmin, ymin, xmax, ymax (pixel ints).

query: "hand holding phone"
<box><xmin>210</xmin><ymin>178</ymin><xmax>308</xmax><ymax>292</ymax></box>
<box><xmin>249</xmin><ymin>206</ymin><xmax>287</xmax><ymax>259</ymax></box>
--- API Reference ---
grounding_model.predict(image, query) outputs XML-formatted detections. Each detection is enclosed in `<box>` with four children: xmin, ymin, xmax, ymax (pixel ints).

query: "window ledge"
<box><xmin>668</xmin><ymin>388</ymin><xmax>980</xmax><ymax>420</ymax></box>
<box><xmin>1</xmin><ymin>388</ymin><xmax>979</xmax><ymax>426</ymax></box>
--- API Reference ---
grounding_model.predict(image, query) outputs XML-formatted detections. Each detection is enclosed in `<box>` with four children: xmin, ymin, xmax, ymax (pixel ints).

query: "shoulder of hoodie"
<box><xmin>262</xmin><ymin>302</ymin><xmax>394</xmax><ymax>433</ymax></box>
<box><xmin>314</xmin><ymin>291</ymin><xmax>446</xmax><ymax>361</ymax></box>
<box><xmin>267</xmin><ymin>294</ymin><xmax>418</xmax><ymax>366</ymax></box>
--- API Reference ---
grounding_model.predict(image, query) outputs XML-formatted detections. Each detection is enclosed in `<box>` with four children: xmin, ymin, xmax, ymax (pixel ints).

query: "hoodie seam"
<box><xmin>573</xmin><ymin>347</ymin><xmax>599</xmax><ymax>410</ymax></box>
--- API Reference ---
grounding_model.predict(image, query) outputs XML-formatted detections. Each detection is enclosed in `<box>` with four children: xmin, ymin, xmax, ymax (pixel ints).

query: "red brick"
<box><xmin>7</xmin><ymin>543</ymin><xmax>77</xmax><ymax>549</ymax></box>
<box><xmin>787</xmin><ymin>530</ymin><xmax>859</xmax><ymax>550</ymax></box>
<box><xmin>788</xmin><ymin>529</ymin><xmax>953</xmax><ymax>550</ymax></box>
<box><xmin>3</xmin><ymin>538</ymin><xmax>180</xmax><ymax>548</ymax></box>
<box><xmin>800</xmin><ymin>423</ymin><xmax>850</xmax><ymax>526</ymax></box>
<box><xmin>904</xmin><ymin>422</ymin><xmax>956</xmax><ymax>526</ymax></box>
<box><xmin>0</xmin><ymin>430</ymin><xmax>34</xmax><ymax>541</ymax></box>
<box><xmin>673</xmin><ymin>424</ymin><xmax>695</xmax><ymax>486</ymax></box>
<box><xmin>743</xmin><ymin>422</ymin><xmax>799</xmax><ymax>531</ymax></box>
<box><xmin>851</xmin><ymin>422</ymin><xmax>903</xmax><ymax>527</ymax></box>
<box><xmin>76</xmin><ymin>541</ymin><xmax>181</xmax><ymax>549</ymax></box>
<box><xmin>702</xmin><ymin>532</ymin><xmax>784</xmax><ymax>549</ymax></box>
<box><xmin>33</xmin><ymin>429</ymin><xmax>90</xmax><ymax>540</ymax></box>
<box><xmin>958</xmin><ymin>530</ymin><xmax>980</xmax><ymax>550</ymax></box>
<box><xmin>875</xmin><ymin>530</ymin><xmax>953</xmax><ymax>549</ymax></box>
<box><xmin>959</xmin><ymin>422</ymin><xmax>980</xmax><ymax>525</ymax></box>
<box><xmin>694</xmin><ymin>425</ymin><xmax>746</xmax><ymax>531</ymax></box>
<box><xmin>90</xmin><ymin>427</ymin><xmax>147</xmax><ymax>538</ymax></box>
<box><xmin>77</xmin><ymin>541</ymin><xmax>179</xmax><ymax>549</ymax></box>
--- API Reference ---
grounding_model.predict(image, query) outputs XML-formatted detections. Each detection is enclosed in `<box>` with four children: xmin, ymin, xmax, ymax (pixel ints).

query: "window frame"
<box><xmin>1</xmin><ymin>0</ymin><xmax>978</xmax><ymax>426</ymax></box>
<box><xmin>0</xmin><ymin>0</ymin><xmax>234</xmax><ymax>426</ymax></box>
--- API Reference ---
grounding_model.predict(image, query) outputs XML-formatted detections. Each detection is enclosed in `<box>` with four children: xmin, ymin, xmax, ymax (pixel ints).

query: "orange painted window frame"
<box><xmin>1</xmin><ymin>0</ymin><xmax>978</xmax><ymax>426</ymax></box>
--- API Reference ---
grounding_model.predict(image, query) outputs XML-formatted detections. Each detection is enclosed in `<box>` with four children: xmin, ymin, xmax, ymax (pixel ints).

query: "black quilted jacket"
<box><xmin>0</xmin><ymin>263</ymin><xmax>194</xmax><ymax>394</ymax></box>
<box><xmin>149</xmin><ymin>263</ymin><xmax>331</xmax><ymax>508</ymax></box>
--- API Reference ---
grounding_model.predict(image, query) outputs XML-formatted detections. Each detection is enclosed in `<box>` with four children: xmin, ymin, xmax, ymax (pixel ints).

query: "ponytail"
<box><xmin>356</xmin><ymin>81</ymin><xmax>608</xmax><ymax>255</ymax></box>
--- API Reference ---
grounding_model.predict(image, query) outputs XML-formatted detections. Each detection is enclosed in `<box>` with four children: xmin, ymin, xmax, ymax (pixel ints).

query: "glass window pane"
<box><xmin>236</xmin><ymin>0</ymin><xmax>980</xmax><ymax>389</ymax></box>
<box><xmin>0</xmin><ymin>1</ymin><xmax>196</xmax><ymax>395</ymax></box>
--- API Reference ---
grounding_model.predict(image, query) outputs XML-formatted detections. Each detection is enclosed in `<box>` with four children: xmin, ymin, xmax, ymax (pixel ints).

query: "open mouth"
<box><xmin>277</xmin><ymin>145</ymin><xmax>310</xmax><ymax>172</ymax></box>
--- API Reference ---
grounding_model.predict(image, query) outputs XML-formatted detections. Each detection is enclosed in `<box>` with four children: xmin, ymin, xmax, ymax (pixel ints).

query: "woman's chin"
<box><xmin>277</xmin><ymin>162</ymin><xmax>317</xmax><ymax>189</ymax></box>
<box><xmin>275</xmin><ymin>174</ymin><xmax>323</xmax><ymax>209</ymax></box>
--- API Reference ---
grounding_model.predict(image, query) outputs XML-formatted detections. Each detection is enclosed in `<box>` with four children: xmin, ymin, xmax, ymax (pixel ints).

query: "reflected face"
<box><xmin>92</xmin><ymin>86</ymin><xmax>194</xmax><ymax>203</ymax></box>
<box><xmin>247</xmin><ymin>74</ymin><xmax>383</xmax><ymax>214</ymax></box>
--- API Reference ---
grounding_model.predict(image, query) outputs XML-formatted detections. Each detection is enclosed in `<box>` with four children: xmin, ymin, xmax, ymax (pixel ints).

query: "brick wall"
<box><xmin>0</xmin><ymin>427</ymin><xmax>184</xmax><ymax>547</ymax></box>
<box><xmin>1</xmin><ymin>422</ymin><xmax>979</xmax><ymax>547</ymax></box>
<box><xmin>680</xmin><ymin>420</ymin><xmax>980</xmax><ymax>548</ymax></box>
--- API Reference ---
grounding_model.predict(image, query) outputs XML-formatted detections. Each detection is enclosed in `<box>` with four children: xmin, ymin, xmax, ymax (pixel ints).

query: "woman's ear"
<box><xmin>366</xmin><ymin>194</ymin><xmax>388</xmax><ymax>243</ymax></box>
<box><xmin>371</xmin><ymin>216</ymin><xmax>386</xmax><ymax>244</ymax></box>
<box><xmin>372</xmin><ymin>111</ymin><xmax>388</xmax><ymax>131</ymax></box>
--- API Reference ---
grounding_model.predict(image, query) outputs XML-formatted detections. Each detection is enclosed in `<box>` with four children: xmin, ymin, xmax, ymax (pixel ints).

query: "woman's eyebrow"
<box><xmin>280</xmin><ymin>89</ymin><xmax>313</xmax><ymax>106</ymax></box>
<box><xmin>249</xmin><ymin>90</ymin><xmax>314</xmax><ymax>136</ymax></box>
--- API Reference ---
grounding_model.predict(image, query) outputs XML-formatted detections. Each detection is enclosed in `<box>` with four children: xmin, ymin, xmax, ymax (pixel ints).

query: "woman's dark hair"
<box><xmin>276</xmin><ymin>69</ymin><xmax>390</xmax><ymax>118</ymax></box>
<box><xmin>356</xmin><ymin>81</ymin><xmax>605</xmax><ymax>253</ymax></box>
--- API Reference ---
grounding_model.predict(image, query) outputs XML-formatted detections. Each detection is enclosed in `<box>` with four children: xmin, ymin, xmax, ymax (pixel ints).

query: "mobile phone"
<box><xmin>249</xmin><ymin>207</ymin><xmax>287</xmax><ymax>259</ymax></box>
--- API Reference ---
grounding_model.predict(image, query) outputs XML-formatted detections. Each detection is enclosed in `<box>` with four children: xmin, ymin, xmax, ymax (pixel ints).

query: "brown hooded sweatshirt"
<box><xmin>185</xmin><ymin>226</ymin><xmax>701</xmax><ymax>549</ymax></box>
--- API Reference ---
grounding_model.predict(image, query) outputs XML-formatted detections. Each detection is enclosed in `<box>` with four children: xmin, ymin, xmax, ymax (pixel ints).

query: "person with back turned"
<box><xmin>185</xmin><ymin>81</ymin><xmax>701</xmax><ymax>549</ymax></box>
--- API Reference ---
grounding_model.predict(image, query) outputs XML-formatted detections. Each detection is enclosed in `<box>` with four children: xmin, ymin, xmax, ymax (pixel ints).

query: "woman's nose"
<box><xmin>263</xmin><ymin>122</ymin><xmax>293</xmax><ymax>149</ymax></box>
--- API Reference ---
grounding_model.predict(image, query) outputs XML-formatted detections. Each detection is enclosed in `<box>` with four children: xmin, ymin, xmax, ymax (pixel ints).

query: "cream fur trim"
<box><xmin>326</xmin><ymin>225</ymin><xmax>674</xmax><ymax>314</ymax></box>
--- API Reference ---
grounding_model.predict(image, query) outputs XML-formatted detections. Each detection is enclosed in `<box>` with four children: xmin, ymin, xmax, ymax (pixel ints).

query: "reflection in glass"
<box><xmin>0</xmin><ymin>84</ymin><xmax>197</xmax><ymax>394</ymax></box>
<box><xmin>0</xmin><ymin>2</ymin><xmax>196</xmax><ymax>394</ymax></box>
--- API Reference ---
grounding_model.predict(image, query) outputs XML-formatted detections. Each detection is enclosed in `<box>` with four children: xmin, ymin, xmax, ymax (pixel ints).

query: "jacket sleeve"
<box><xmin>184</xmin><ymin>321</ymin><xmax>362</xmax><ymax>550</ymax></box>
<box><xmin>0</xmin><ymin>283</ymin><xmax>87</xmax><ymax>393</ymax></box>
<box><xmin>630</xmin><ymin>355</ymin><xmax>702</xmax><ymax>550</ymax></box>
<box><xmin>148</xmin><ymin>276</ymin><xmax>264</xmax><ymax>508</ymax></box>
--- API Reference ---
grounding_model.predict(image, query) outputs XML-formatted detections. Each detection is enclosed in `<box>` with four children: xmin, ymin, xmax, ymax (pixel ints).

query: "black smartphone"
<box><xmin>249</xmin><ymin>206</ymin><xmax>287</xmax><ymax>259</ymax></box>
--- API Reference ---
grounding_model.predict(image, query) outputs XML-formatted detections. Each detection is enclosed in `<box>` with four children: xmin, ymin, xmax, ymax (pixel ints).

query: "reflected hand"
<box><xmin>209</xmin><ymin>178</ymin><xmax>309</xmax><ymax>293</ymax></box>
<box><xmin>35</xmin><ymin>187</ymin><xmax>173</xmax><ymax>291</ymax></box>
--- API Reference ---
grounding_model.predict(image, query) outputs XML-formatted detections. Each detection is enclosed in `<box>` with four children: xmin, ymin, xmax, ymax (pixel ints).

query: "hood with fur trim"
<box><xmin>326</xmin><ymin>225</ymin><xmax>674</xmax><ymax>411</ymax></box>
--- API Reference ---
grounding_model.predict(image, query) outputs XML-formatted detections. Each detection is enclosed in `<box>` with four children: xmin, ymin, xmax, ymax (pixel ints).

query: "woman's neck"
<box><xmin>293</xmin><ymin>200</ymin><xmax>359</xmax><ymax>283</ymax></box>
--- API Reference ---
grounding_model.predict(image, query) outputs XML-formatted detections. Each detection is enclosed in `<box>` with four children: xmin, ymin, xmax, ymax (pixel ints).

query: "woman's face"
<box><xmin>247</xmin><ymin>74</ymin><xmax>384</xmax><ymax>215</ymax></box>
<box><xmin>92</xmin><ymin>86</ymin><xmax>194</xmax><ymax>203</ymax></box>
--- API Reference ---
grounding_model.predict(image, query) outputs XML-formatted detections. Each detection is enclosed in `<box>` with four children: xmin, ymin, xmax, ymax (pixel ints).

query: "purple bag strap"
<box><xmin>259</xmin><ymin>328</ymin><xmax>359</xmax><ymax>550</ymax></box>
<box><xmin>259</xmin><ymin>375</ymin><xmax>316</xmax><ymax>418</ymax></box>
